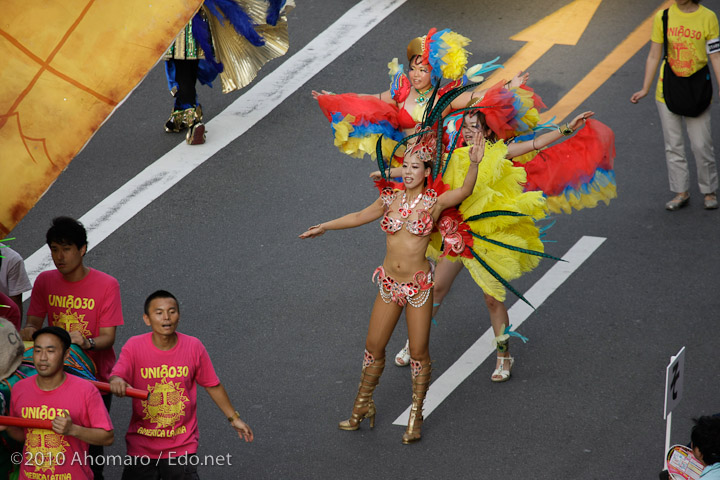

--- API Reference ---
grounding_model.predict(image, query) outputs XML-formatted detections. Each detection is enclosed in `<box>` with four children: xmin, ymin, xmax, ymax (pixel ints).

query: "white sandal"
<box><xmin>394</xmin><ymin>339</ymin><xmax>410</xmax><ymax>367</ymax></box>
<box><xmin>491</xmin><ymin>355</ymin><xmax>514</xmax><ymax>382</ymax></box>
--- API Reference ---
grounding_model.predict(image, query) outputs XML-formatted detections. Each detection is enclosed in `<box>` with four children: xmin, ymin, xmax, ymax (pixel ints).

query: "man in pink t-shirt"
<box><xmin>110</xmin><ymin>290</ymin><xmax>253</xmax><ymax>479</ymax></box>
<box><xmin>2</xmin><ymin>327</ymin><xmax>114</xmax><ymax>480</ymax></box>
<box><xmin>22</xmin><ymin>216</ymin><xmax>123</xmax><ymax>479</ymax></box>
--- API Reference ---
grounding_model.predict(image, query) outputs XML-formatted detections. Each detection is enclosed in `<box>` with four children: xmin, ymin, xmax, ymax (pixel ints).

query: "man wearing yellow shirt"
<box><xmin>631</xmin><ymin>0</ymin><xmax>720</xmax><ymax>211</ymax></box>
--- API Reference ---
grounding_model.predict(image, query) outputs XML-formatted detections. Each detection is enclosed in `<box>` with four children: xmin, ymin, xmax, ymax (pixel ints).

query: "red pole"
<box><xmin>0</xmin><ymin>416</ymin><xmax>52</xmax><ymax>429</ymax></box>
<box><xmin>89</xmin><ymin>380</ymin><xmax>149</xmax><ymax>400</ymax></box>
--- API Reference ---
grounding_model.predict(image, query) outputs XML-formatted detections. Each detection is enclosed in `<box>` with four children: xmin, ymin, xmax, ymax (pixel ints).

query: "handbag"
<box><xmin>661</xmin><ymin>8</ymin><xmax>713</xmax><ymax>117</ymax></box>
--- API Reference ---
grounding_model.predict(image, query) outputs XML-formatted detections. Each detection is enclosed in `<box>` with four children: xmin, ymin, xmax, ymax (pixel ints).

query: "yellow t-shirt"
<box><xmin>650</xmin><ymin>3</ymin><xmax>720</xmax><ymax>102</ymax></box>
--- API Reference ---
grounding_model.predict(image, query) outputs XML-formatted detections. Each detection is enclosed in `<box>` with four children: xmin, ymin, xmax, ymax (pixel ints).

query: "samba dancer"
<box><xmin>300</xmin><ymin>124</ymin><xmax>484</xmax><ymax>444</ymax></box>
<box><xmin>312</xmin><ymin>27</ymin><xmax>525</xmax><ymax>162</ymax></box>
<box><xmin>384</xmin><ymin>86</ymin><xmax>613</xmax><ymax>380</ymax></box>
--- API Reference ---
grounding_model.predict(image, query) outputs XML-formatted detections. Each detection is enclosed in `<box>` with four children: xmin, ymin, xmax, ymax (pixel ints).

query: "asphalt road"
<box><xmin>8</xmin><ymin>0</ymin><xmax>720</xmax><ymax>478</ymax></box>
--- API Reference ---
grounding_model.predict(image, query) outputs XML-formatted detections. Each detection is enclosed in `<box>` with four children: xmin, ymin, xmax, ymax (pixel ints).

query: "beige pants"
<box><xmin>656</xmin><ymin>100</ymin><xmax>717</xmax><ymax>194</ymax></box>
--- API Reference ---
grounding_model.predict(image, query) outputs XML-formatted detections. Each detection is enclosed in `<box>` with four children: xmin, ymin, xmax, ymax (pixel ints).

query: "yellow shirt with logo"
<box><xmin>650</xmin><ymin>3</ymin><xmax>720</xmax><ymax>102</ymax></box>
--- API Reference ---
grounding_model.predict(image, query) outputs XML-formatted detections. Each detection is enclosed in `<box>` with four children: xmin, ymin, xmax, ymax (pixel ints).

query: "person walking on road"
<box><xmin>631</xmin><ymin>0</ymin><xmax>720</xmax><ymax>211</ymax></box>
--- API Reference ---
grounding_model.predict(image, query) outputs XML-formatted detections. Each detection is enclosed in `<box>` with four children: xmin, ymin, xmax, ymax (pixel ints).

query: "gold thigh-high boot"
<box><xmin>338</xmin><ymin>351</ymin><xmax>385</xmax><ymax>431</ymax></box>
<box><xmin>402</xmin><ymin>358</ymin><xmax>431</xmax><ymax>444</ymax></box>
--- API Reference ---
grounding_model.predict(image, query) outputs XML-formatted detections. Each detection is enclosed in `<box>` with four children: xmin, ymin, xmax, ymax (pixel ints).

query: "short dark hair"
<box><xmin>691</xmin><ymin>416</ymin><xmax>720</xmax><ymax>465</ymax></box>
<box><xmin>464</xmin><ymin>110</ymin><xmax>495</xmax><ymax>141</ymax></box>
<box><xmin>32</xmin><ymin>326</ymin><xmax>72</xmax><ymax>352</ymax></box>
<box><xmin>144</xmin><ymin>290</ymin><xmax>179</xmax><ymax>315</ymax></box>
<box><xmin>46</xmin><ymin>217</ymin><xmax>88</xmax><ymax>249</ymax></box>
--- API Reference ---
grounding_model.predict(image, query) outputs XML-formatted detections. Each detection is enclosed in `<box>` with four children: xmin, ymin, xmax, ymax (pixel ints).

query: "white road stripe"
<box><xmin>393</xmin><ymin>235</ymin><xmax>606</xmax><ymax>425</ymax></box>
<box><xmin>21</xmin><ymin>0</ymin><xmax>408</xmax><ymax>299</ymax></box>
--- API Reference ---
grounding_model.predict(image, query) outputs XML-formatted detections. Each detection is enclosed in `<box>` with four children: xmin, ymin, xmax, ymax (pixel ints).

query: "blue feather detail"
<box><xmin>266</xmin><ymin>0</ymin><xmax>284</xmax><ymax>26</ymax></box>
<box><xmin>197</xmin><ymin>60</ymin><xmax>220</xmax><ymax>88</ymax></box>
<box><xmin>164</xmin><ymin>61</ymin><xmax>178</xmax><ymax>93</ymax></box>
<box><xmin>205</xmin><ymin>0</ymin><xmax>265</xmax><ymax>47</ymax></box>
<box><xmin>389</xmin><ymin>70</ymin><xmax>405</xmax><ymax>100</ymax></box>
<box><xmin>504</xmin><ymin>325</ymin><xmax>529</xmax><ymax>343</ymax></box>
<box><xmin>534</xmin><ymin>118</ymin><xmax>557</xmax><ymax>132</ymax></box>
<box><xmin>191</xmin><ymin>14</ymin><xmax>219</xmax><ymax>65</ymax></box>
<box><xmin>538</xmin><ymin>218</ymin><xmax>556</xmax><ymax>243</ymax></box>
<box><xmin>191</xmin><ymin>14</ymin><xmax>223</xmax><ymax>87</ymax></box>
<box><xmin>329</xmin><ymin>113</ymin><xmax>405</xmax><ymax>142</ymax></box>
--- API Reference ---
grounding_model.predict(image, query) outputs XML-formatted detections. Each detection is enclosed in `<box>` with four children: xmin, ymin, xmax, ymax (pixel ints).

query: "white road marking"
<box><xmin>21</xmin><ymin>0</ymin><xmax>408</xmax><ymax>299</ymax></box>
<box><xmin>393</xmin><ymin>235</ymin><xmax>606</xmax><ymax>425</ymax></box>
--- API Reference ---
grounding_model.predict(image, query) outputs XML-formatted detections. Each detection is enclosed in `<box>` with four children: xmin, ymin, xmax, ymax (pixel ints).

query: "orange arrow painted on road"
<box><xmin>540</xmin><ymin>0</ymin><xmax>674</xmax><ymax>122</ymax></box>
<box><xmin>479</xmin><ymin>0</ymin><xmax>602</xmax><ymax>87</ymax></box>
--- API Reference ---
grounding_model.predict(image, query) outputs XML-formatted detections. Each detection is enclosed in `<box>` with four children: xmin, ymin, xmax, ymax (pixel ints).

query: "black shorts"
<box><xmin>121</xmin><ymin>455</ymin><xmax>199</xmax><ymax>480</ymax></box>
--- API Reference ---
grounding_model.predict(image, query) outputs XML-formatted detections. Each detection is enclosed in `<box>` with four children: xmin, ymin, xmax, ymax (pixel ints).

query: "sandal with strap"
<box><xmin>704</xmin><ymin>193</ymin><xmax>718</xmax><ymax>210</ymax></box>
<box><xmin>491</xmin><ymin>355</ymin><xmax>514</xmax><ymax>383</ymax></box>
<box><xmin>665</xmin><ymin>193</ymin><xmax>689</xmax><ymax>211</ymax></box>
<box><xmin>395</xmin><ymin>339</ymin><xmax>410</xmax><ymax>367</ymax></box>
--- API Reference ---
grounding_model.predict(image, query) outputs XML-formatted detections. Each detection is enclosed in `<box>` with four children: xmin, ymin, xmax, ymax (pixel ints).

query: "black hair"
<box><xmin>46</xmin><ymin>216</ymin><xmax>88</xmax><ymax>249</ymax></box>
<box><xmin>144</xmin><ymin>290</ymin><xmax>179</xmax><ymax>315</ymax></box>
<box><xmin>463</xmin><ymin>110</ymin><xmax>495</xmax><ymax>142</ymax></box>
<box><xmin>691</xmin><ymin>416</ymin><xmax>720</xmax><ymax>465</ymax></box>
<box><xmin>32</xmin><ymin>326</ymin><xmax>71</xmax><ymax>352</ymax></box>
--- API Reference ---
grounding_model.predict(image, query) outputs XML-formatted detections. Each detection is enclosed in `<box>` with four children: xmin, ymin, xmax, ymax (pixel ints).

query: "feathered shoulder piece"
<box><xmin>388</xmin><ymin>58</ymin><xmax>411</xmax><ymax>102</ymax></box>
<box><xmin>374</xmin><ymin>81</ymin><xmax>481</xmax><ymax>179</ymax></box>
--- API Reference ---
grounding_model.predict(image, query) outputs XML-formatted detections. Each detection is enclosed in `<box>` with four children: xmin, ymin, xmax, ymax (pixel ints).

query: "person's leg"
<box><xmin>656</xmin><ymin>100</ymin><xmax>690</xmax><ymax>207</ymax></box>
<box><xmin>685</xmin><ymin>106</ymin><xmax>718</xmax><ymax>206</ymax></box>
<box><xmin>395</xmin><ymin>258</ymin><xmax>463</xmax><ymax>366</ymax></box>
<box><xmin>157</xmin><ymin>455</ymin><xmax>200</xmax><ymax>480</ymax></box>
<box><xmin>164</xmin><ymin>60</ymin><xmax>200</xmax><ymax>133</ymax></box>
<box><xmin>173</xmin><ymin>59</ymin><xmax>205</xmax><ymax>145</ymax></box>
<box><xmin>403</xmin><ymin>292</ymin><xmax>433</xmax><ymax>444</ymax></box>
<box><xmin>173</xmin><ymin>60</ymin><xmax>199</xmax><ymax>110</ymax></box>
<box><xmin>121</xmin><ymin>460</ymin><xmax>159</xmax><ymax>480</ymax></box>
<box><xmin>90</xmin><ymin>393</ymin><xmax>112</xmax><ymax>479</ymax></box>
<box><xmin>485</xmin><ymin>293</ymin><xmax>513</xmax><ymax>382</ymax></box>
<box><xmin>339</xmin><ymin>294</ymin><xmax>402</xmax><ymax>431</ymax></box>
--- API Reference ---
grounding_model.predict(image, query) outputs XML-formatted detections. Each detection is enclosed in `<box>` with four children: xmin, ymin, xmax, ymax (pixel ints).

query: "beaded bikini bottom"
<box><xmin>372</xmin><ymin>265</ymin><xmax>434</xmax><ymax>308</ymax></box>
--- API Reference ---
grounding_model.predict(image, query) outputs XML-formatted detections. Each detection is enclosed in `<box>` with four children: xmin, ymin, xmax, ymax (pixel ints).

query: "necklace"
<box><xmin>414</xmin><ymin>86</ymin><xmax>433</xmax><ymax>105</ymax></box>
<box><xmin>399</xmin><ymin>191</ymin><xmax>423</xmax><ymax>218</ymax></box>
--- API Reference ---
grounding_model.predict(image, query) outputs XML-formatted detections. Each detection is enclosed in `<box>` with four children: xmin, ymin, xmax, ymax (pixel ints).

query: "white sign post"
<box><xmin>663</xmin><ymin>347</ymin><xmax>686</xmax><ymax>467</ymax></box>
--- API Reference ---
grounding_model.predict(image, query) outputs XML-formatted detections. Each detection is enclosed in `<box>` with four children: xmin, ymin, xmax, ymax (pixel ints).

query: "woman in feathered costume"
<box><xmin>164</xmin><ymin>0</ymin><xmax>293</xmax><ymax>144</ymax></box>
<box><xmin>300</xmin><ymin>83</ymin><xmax>560</xmax><ymax>442</ymax></box>
<box><xmin>311</xmin><ymin>27</ymin><xmax>524</xmax><ymax>165</ymax></box>
<box><xmin>300</xmin><ymin>118</ymin><xmax>482</xmax><ymax>444</ymax></box>
<box><xmin>388</xmin><ymin>83</ymin><xmax>614</xmax><ymax>381</ymax></box>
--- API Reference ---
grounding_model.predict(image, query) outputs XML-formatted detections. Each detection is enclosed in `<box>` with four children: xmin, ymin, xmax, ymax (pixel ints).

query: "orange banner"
<box><xmin>0</xmin><ymin>0</ymin><xmax>203</xmax><ymax>236</ymax></box>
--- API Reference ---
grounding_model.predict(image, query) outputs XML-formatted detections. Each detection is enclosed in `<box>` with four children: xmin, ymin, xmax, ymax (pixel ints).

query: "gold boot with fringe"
<box><xmin>185</xmin><ymin>104</ymin><xmax>205</xmax><ymax>145</ymax></box>
<box><xmin>338</xmin><ymin>351</ymin><xmax>385</xmax><ymax>431</ymax></box>
<box><xmin>402</xmin><ymin>359</ymin><xmax>431</xmax><ymax>444</ymax></box>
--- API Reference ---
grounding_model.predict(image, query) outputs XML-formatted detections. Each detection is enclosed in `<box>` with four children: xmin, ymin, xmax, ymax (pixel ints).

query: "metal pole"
<box><xmin>664</xmin><ymin>410</ymin><xmax>672</xmax><ymax>469</ymax></box>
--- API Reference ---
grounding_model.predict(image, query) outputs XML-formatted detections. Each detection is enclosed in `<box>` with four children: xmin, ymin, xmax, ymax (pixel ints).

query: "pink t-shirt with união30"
<box><xmin>28</xmin><ymin>268</ymin><xmax>124</xmax><ymax>382</ymax></box>
<box><xmin>110</xmin><ymin>332</ymin><xmax>220</xmax><ymax>459</ymax></box>
<box><xmin>11</xmin><ymin>374</ymin><xmax>113</xmax><ymax>480</ymax></box>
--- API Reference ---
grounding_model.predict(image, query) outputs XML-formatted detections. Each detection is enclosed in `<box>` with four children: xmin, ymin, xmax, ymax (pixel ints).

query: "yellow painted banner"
<box><xmin>0</xmin><ymin>0</ymin><xmax>203</xmax><ymax>236</ymax></box>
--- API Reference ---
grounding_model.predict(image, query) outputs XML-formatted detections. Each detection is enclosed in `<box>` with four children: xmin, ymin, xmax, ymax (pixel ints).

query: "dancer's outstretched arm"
<box><xmin>299</xmin><ymin>198</ymin><xmax>385</xmax><ymax>239</ymax></box>
<box><xmin>506</xmin><ymin>111</ymin><xmax>594</xmax><ymax>158</ymax></box>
